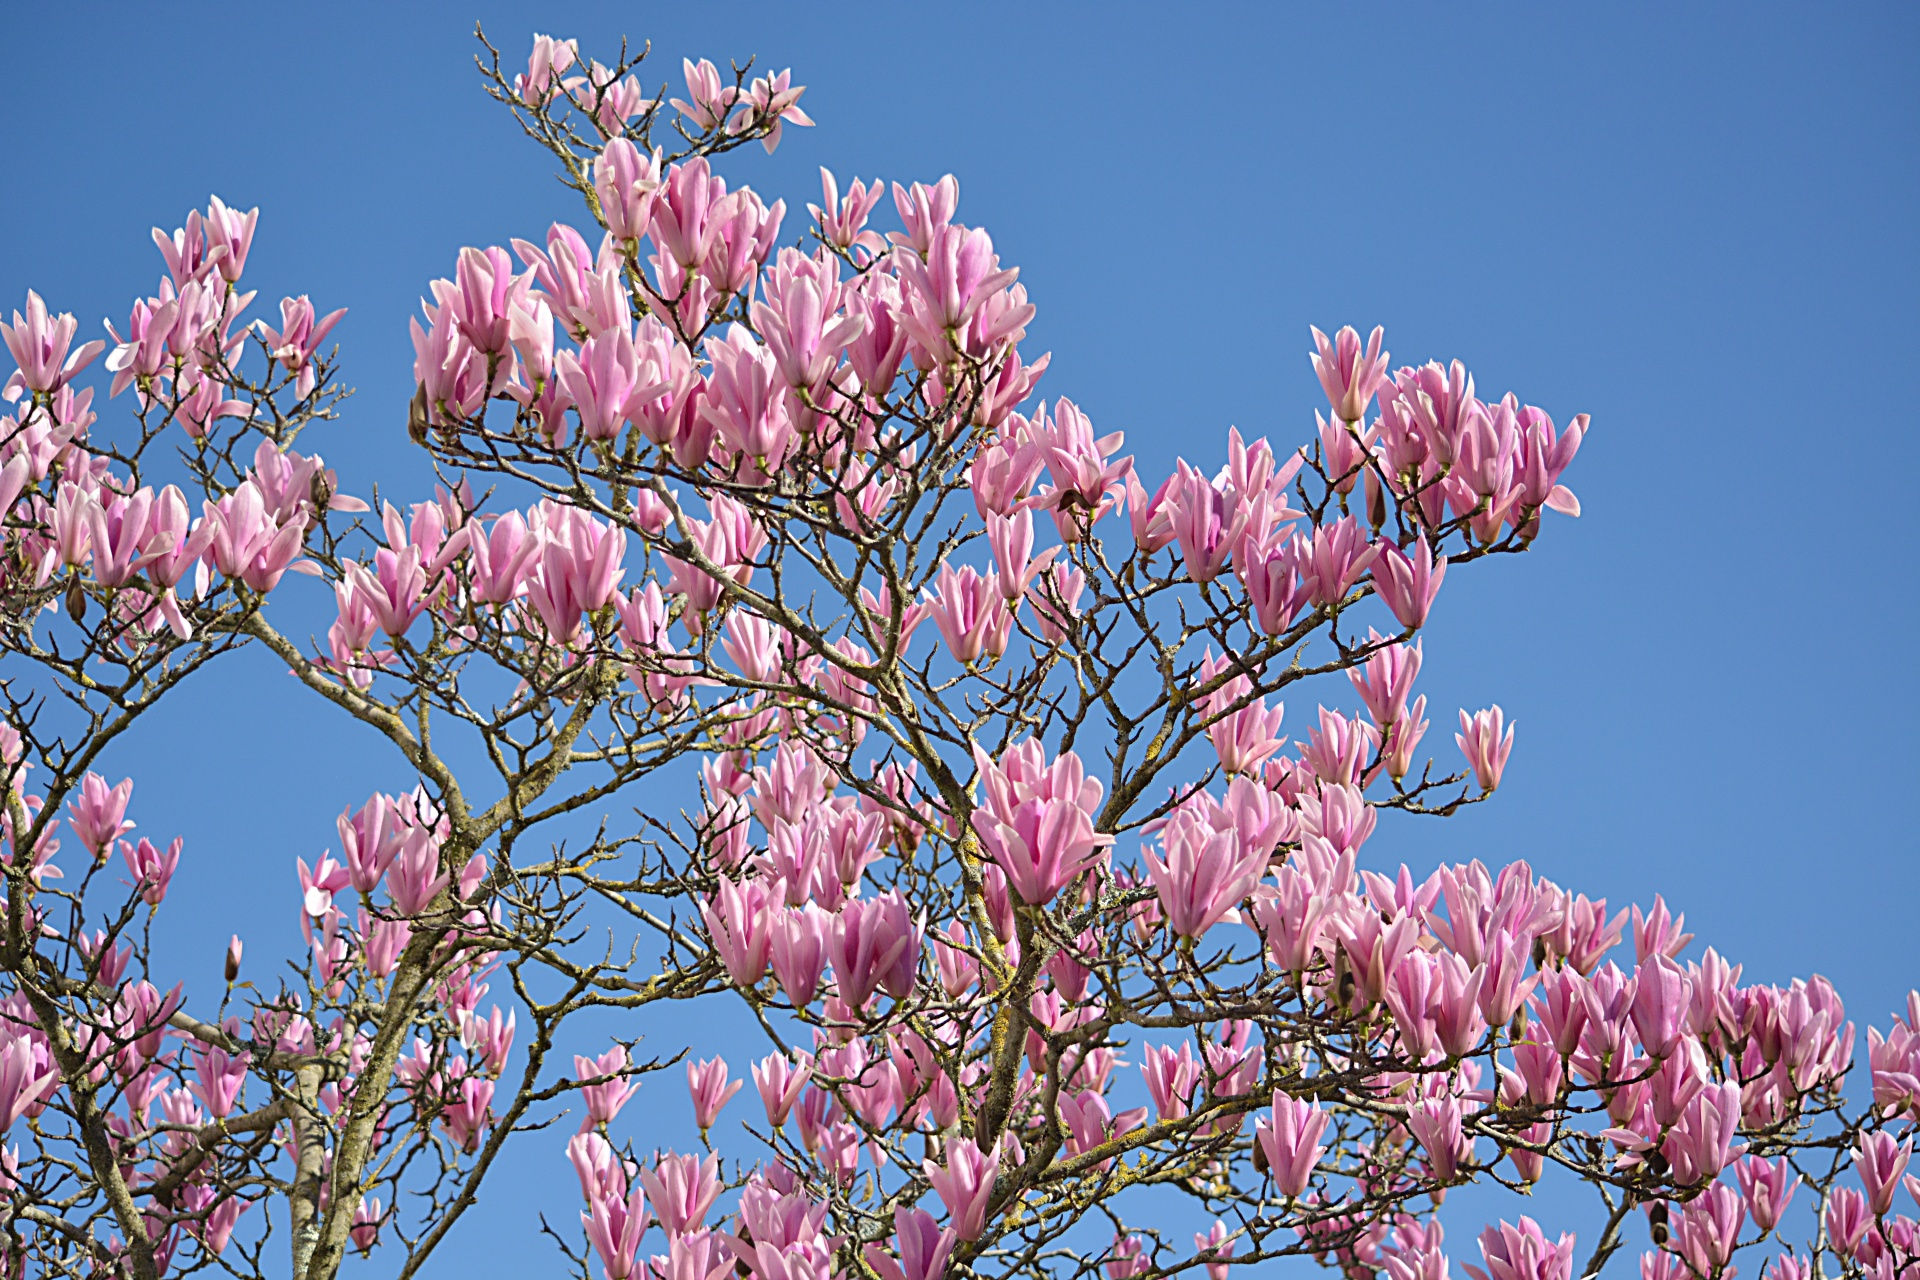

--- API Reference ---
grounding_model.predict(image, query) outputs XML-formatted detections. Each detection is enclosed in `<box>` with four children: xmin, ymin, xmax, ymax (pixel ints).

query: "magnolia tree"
<box><xmin>0</xmin><ymin>25</ymin><xmax>1913</xmax><ymax>1280</ymax></box>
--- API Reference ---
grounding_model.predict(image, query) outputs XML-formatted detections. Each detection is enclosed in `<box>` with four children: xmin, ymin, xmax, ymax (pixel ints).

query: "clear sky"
<box><xmin>3</xmin><ymin>1</ymin><xmax>1916</xmax><ymax>1275</ymax></box>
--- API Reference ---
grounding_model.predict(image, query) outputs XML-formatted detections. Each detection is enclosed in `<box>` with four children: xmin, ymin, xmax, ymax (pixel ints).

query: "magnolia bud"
<box><xmin>407</xmin><ymin>384</ymin><xmax>431</xmax><ymax>446</ymax></box>
<box><xmin>225</xmin><ymin>934</ymin><xmax>243</xmax><ymax>983</ymax></box>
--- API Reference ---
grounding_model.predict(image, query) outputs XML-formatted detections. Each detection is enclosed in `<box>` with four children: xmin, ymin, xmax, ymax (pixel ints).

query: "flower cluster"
<box><xmin>0</xmin><ymin>27</ymin><xmax>1906</xmax><ymax>1280</ymax></box>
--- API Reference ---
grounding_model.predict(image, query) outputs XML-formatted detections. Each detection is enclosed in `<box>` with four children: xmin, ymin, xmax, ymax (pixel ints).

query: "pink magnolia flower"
<box><xmin>699</xmin><ymin>188</ymin><xmax>784</xmax><ymax>298</ymax></box>
<box><xmin>925</xmin><ymin>1137</ymin><xmax>1000</xmax><ymax>1240</ymax></box>
<box><xmin>738</xmin><ymin>67</ymin><xmax>812</xmax><ymax>153</ymax></box>
<box><xmin>1825</xmin><ymin>1187</ymin><xmax>1872</xmax><ymax>1260</ymax></box>
<box><xmin>700</xmin><ymin>876</ymin><xmax>778</xmax><ymax>988</ymax></box>
<box><xmin>440</xmin><ymin>1077</ymin><xmax>494</xmax><ymax>1153</ymax></box>
<box><xmin>342</xmin><ymin>545</ymin><xmax>429</xmax><ymax>640</ymax></box>
<box><xmin>984</xmin><ymin>508</ymin><xmax>1049</xmax><ymax>602</ymax></box>
<box><xmin>1125</xmin><ymin>469</ymin><xmax>1178</xmax><ymax>554</ymax></box>
<box><xmin>1300</xmin><ymin>706</ymin><xmax>1380</xmax><ymax>787</ymax></box>
<box><xmin>1255</xmin><ymin>1093</ymin><xmax>1329</xmax><ymax>1197</ymax></box>
<box><xmin>337</xmin><ymin>793</ymin><xmax>405</xmax><ymax>895</ymax></box>
<box><xmin>1631</xmin><ymin>954</ymin><xmax>1692</xmax><ymax>1060</ymax></box>
<box><xmin>637</xmin><ymin>1151</ymin><xmax>721</xmax><ymax>1237</ymax></box>
<box><xmin>1250</xmin><ymin>868</ymin><xmax>1336</xmax><ymax>974</ymax></box>
<box><xmin>1516</xmin><ymin>407</ymin><xmax>1586</xmax><ymax>518</ymax></box>
<box><xmin>553</xmin><ymin>327</ymin><xmax>653</xmax><ymax>444</ymax></box>
<box><xmin>1385</xmin><ymin>949</ymin><xmax>1443</xmax><ymax>1060</ymax></box>
<box><xmin>1318</xmin><ymin>408</ymin><xmax>1379</xmax><ymax>493</ymax></box>
<box><xmin>662</xmin><ymin>493</ymin><xmax>767</xmax><ymax>631</ymax></box>
<box><xmin>1141</xmin><ymin>1043</ymin><xmax>1203</xmax><ymax>1121</ymax></box>
<box><xmin>568</xmin><ymin>61</ymin><xmax>655</xmax><ymax>136</ymax></box>
<box><xmin>1350</xmin><ymin>635</ymin><xmax>1423</xmax><ymax>729</ymax></box>
<box><xmin>1166</xmin><ymin>460</ymin><xmax>1250</xmax><ymax>584</ymax></box>
<box><xmin>184</xmin><ymin>1186</ymin><xmax>248</xmax><ymax>1255</ymax></box>
<box><xmin>670</xmin><ymin>58</ymin><xmax>739</xmax><ymax>132</ymax></box>
<box><xmin>647</xmin><ymin>159</ymin><xmax>732</xmax><ymax>289</ymax></box>
<box><xmin>205</xmin><ymin>480</ymin><xmax>311</xmax><ymax>592</ymax></box>
<box><xmin>461</xmin><ymin>1006</ymin><xmax>516</xmax><ymax>1077</ymax></box>
<box><xmin>926</xmin><ymin>563</ymin><xmax>1013</xmax><ymax>665</ymax></box>
<box><xmin>2</xmin><ymin>291</ymin><xmax>104</xmax><ymax>397</ymax></box>
<box><xmin>1632</xmin><ymin>894</ymin><xmax>1694</xmax><ymax>963</ymax></box>
<box><xmin>893</xmin><ymin>225</ymin><xmax>1025</xmax><ymax>368</ymax></box>
<box><xmin>0</xmin><ymin>454</ymin><xmax>29</xmax><ymax>518</ymax></box>
<box><xmin>1856</xmin><ymin>1130</ymin><xmax>1913</xmax><ymax>1216</ymax></box>
<box><xmin>67</xmin><ymin>774</ymin><xmax>135</xmax><ymax>861</ymax></box>
<box><xmin>173</xmin><ymin>367</ymin><xmax>254</xmax><ymax>439</ymax></box>
<box><xmin>0</xmin><ymin>1031</ymin><xmax>59</xmax><ymax>1130</ymax></box>
<box><xmin>119</xmin><ymin>836</ymin><xmax>180</xmax><ymax>906</ymax></box>
<box><xmin>526</xmin><ymin>504</ymin><xmax>627</xmax><ymax>641</ymax></box>
<box><xmin>1384</xmin><ymin>696</ymin><xmax>1432</xmax><ymax>781</ymax></box>
<box><xmin>1142</xmin><ymin>806</ymin><xmax>1268</xmax><ymax>941</ymax></box>
<box><xmin>1378</xmin><ymin>1223</ymin><xmax>1450</xmax><ymax>1280</ymax></box>
<box><xmin>891</xmin><ymin>175</ymin><xmax>960</xmax><ymax>255</ymax></box>
<box><xmin>1735</xmin><ymin>1155</ymin><xmax>1800</xmax><ymax>1234</ymax></box>
<box><xmin>385</xmin><ymin>825</ymin><xmax>449</xmax><ymax>917</ymax></box>
<box><xmin>514</xmin><ymin>33</ymin><xmax>579</xmax><ymax>103</ymax></box>
<box><xmin>1673</xmin><ymin>1183</ymin><xmax>1744</xmax><ymax>1278</ymax></box>
<box><xmin>190</xmin><ymin>1042</ymin><xmax>248</xmax><ymax>1119</ymax></box>
<box><xmin>1106</xmin><ymin>1233</ymin><xmax>1149</xmax><ymax>1280</ymax></box>
<box><xmin>1293</xmin><ymin>516</ymin><xmax>1380</xmax><ymax>608</ymax></box>
<box><xmin>350</xmin><ymin>1197</ymin><xmax>383</xmax><ymax>1254</ymax></box>
<box><xmin>1058</xmin><ymin>1089</ymin><xmax>1146</xmax><ymax>1167</ymax></box>
<box><xmin>770</xmin><ymin>901</ymin><xmax>832</xmax><ymax>1008</ymax></box>
<box><xmin>830</xmin><ymin>890</ymin><xmax>920</xmax><ymax>1009</ymax></box>
<box><xmin>1406</xmin><ymin>1095</ymin><xmax>1470</xmax><ymax>1183</ymax></box>
<box><xmin>1372</xmin><ymin>537</ymin><xmax>1448</xmax><ymax>630</ymax></box>
<box><xmin>865</xmin><ymin>1207</ymin><xmax>956</xmax><ymax>1280</ymax></box>
<box><xmin>969</xmin><ymin>741</ymin><xmax>1111</xmax><ymax>906</ymax></box>
<box><xmin>1661</xmin><ymin>1081</ymin><xmax>1743</xmax><ymax>1186</ymax></box>
<box><xmin>1195</xmin><ymin>1221</ymin><xmax>1235</xmax><ymax>1280</ymax></box>
<box><xmin>515</xmin><ymin>223</ymin><xmax>622</xmax><ymax>341</ymax></box>
<box><xmin>699</xmin><ymin>326</ymin><xmax>798</xmax><ymax>472</ymax></box>
<box><xmin>1430</xmin><ymin>953</ymin><xmax>1489</xmax><ymax>1056</ymax></box>
<box><xmin>583</xmin><ymin>1169</ymin><xmax>650</xmax><ymax>1280</ymax></box>
<box><xmin>594</xmin><ymin>137</ymin><xmax>664</xmax><ymax>244</ymax></box>
<box><xmin>1477</xmin><ymin>927</ymin><xmax>1538</xmax><ymax>1026</ymax></box>
<box><xmin>758</xmin><ymin>261</ymin><xmax>865</xmax><ymax>391</ymax></box>
<box><xmin>85</xmin><ymin>488</ymin><xmax>170</xmax><ymax>589</ymax></box>
<box><xmin>1463</xmin><ymin>1218</ymin><xmax>1576</xmax><ymax>1280</ymax></box>
<box><xmin>1242</xmin><ymin>539</ymin><xmax>1308</xmax><ymax>635</ymax></box>
<box><xmin>751</xmin><ymin>1051</ymin><xmax>810</xmax><ymax>1127</ymax></box>
<box><xmin>1026</xmin><ymin>561</ymin><xmax>1084</xmax><ymax>643</ymax></box>
<box><xmin>970</xmin><ymin>432</ymin><xmax>1046</xmax><ymax>519</ymax></box>
<box><xmin>1762</xmin><ymin>1255</ymin><xmax>1811</xmax><ymax>1280</ymax></box>
<box><xmin>574</xmin><ymin>1046</ymin><xmax>637</xmax><ymax>1132</ymax></box>
<box><xmin>1029</xmin><ymin>398</ymin><xmax>1129</xmax><ymax>542</ymax></box>
<box><xmin>686</xmin><ymin>1056</ymin><xmax>742</xmax><ymax>1132</ymax></box>
<box><xmin>811</xmin><ymin>169</ymin><xmax>886</xmax><ymax>258</ymax></box>
<box><xmin>1869</xmin><ymin>997</ymin><xmax>1920</xmax><ymax>1117</ymax></box>
<box><xmin>1197</xmin><ymin>654</ymin><xmax>1288</xmax><ymax>777</ymax></box>
<box><xmin>1456</xmin><ymin>707</ymin><xmax>1516</xmax><ymax>793</ymax></box>
<box><xmin>1310</xmin><ymin>325</ymin><xmax>1390</xmax><ymax>424</ymax></box>
<box><xmin>258</xmin><ymin>295</ymin><xmax>346</xmax><ymax>398</ymax></box>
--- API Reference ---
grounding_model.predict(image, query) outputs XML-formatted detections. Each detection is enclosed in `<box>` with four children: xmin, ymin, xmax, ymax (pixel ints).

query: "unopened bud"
<box><xmin>224</xmin><ymin>934</ymin><xmax>243</xmax><ymax>983</ymax></box>
<box><xmin>65</xmin><ymin>576</ymin><xmax>87</xmax><ymax>623</ymax></box>
<box><xmin>407</xmin><ymin>384</ymin><xmax>431</xmax><ymax>446</ymax></box>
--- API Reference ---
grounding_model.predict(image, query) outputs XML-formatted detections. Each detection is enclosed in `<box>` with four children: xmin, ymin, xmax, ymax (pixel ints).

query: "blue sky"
<box><xmin>3</xmin><ymin>1</ymin><xmax>1916</xmax><ymax>1274</ymax></box>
